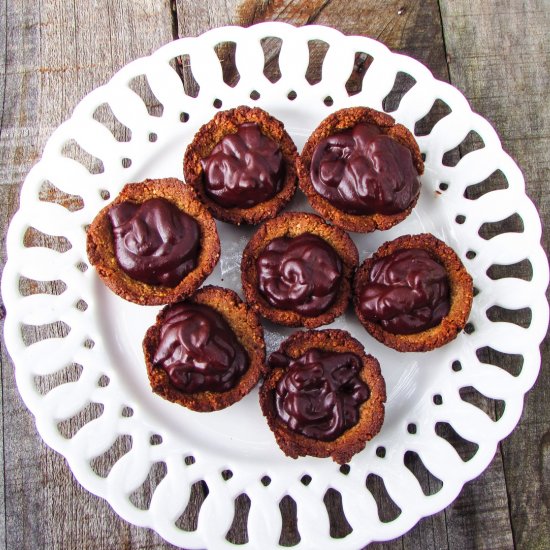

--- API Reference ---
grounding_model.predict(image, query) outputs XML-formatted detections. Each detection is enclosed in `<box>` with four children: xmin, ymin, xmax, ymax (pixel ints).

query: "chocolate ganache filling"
<box><xmin>201</xmin><ymin>122</ymin><xmax>285</xmax><ymax>209</ymax></box>
<box><xmin>256</xmin><ymin>233</ymin><xmax>343</xmax><ymax>317</ymax></box>
<box><xmin>358</xmin><ymin>249</ymin><xmax>450</xmax><ymax>334</ymax></box>
<box><xmin>108</xmin><ymin>198</ymin><xmax>200</xmax><ymax>287</ymax></box>
<box><xmin>270</xmin><ymin>349</ymin><xmax>369</xmax><ymax>441</ymax></box>
<box><xmin>310</xmin><ymin>122</ymin><xmax>420</xmax><ymax>215</ymax></box>
<box><xmin>153</xmin><ymin>303</ymin><xmax>249</xmax><ymax>393</ymax></box>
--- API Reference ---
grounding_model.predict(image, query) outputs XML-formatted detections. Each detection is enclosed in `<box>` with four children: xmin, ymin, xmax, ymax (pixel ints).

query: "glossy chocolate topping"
<box><xmin>201</xmin><ymin>122</ymin><xmax>285</xmax><ymax>208</ymax></box>
<box><xmin>358</xmin><ymin>249</ymin><xmax>450</xmax><ymax>334</ymax></box>
<box><xmin>310</xmin><ymin>122</ymin><xmax>420</xmax><ymax>215</ymax></box>
<box><xmin>256</xmin><ymin>233</ymin><xmax>343</xmax><ymax>317</ymax></box>
<box><xmin>153</xmin><ymin>303</ymin><xmax>249</xmax><ymax>393</ymax></box>
<box><xmin>270</xmin><ymin>348</ymin><xmax>369</xmax><ymax>441</ymax></box>
<box><xmin>108</xmin><ymin>198</ymin><xmax>200</xmax><ymax>287</ymax></box>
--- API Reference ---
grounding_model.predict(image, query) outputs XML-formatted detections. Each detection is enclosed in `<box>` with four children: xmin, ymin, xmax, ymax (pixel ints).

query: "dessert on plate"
<box><xmin>184</xmin><ymin>106</ymin><xmax>298</xmax><ymax>225</ymax></box>
<box><xmin>241</xmin><ymin>212</ymin><xmax>359</xmax><ymax>328</ymax></box>
<box><xmin>143</xmin><ymin>285</ymin><xmax>265</xmax><ymax>412</ymax></box>
<box><xmin>259</xmin><ymin>329</ymin><xmax>386</xmax><ymax>464</ymax></box>
<box><xmin>86</xmin><ymin>178</ymin><xmax>220</xmax><ymax>305</ymax></box>
<box><xmin>353</xmin><ymin>233</ymin><xmax>473</xmax><ymax>352</ymax></box>
<box><xmin>298</xmin><ymin>106</ymin><xmax>423</xmax><ymax>233</ymax></box>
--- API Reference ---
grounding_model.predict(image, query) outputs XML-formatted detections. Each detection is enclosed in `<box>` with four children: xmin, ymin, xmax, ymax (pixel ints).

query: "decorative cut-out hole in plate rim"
<box><xmin>2</xmin><ymin>23</ymin><xmax>548</xmax><ymax>549</ymax></box>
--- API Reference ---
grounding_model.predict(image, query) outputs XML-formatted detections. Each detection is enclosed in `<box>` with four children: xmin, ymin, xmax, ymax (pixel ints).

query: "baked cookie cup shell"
<box><xmin>298</xmin><ymin>107</ymin><xmax>424</xmax><ymax>233</ymax></box>
<box><xmin>86</xmin><ymin>178</ymin><xmax>220</xmax><ymax>306</ymax></box>
<box><xmin>353</xmin><ymin>233</ymin><xmax>474</xmax><ymax>352</ymax></box>
<box><xmin>183</xmin><ymin>106</ymin><xmax>298</xmax><ymax>225</ymax></box>
<box><xmin>143</xmin><ymin>285</ymin><xmax>266</xmax><ymax>412</ymax></box>
<box><xmin>241</xmin><ymin>212</ymin><xmax>359</xmax><ymax>328</ymax></box>
<box><xmin>259</xmin><ymin>329</ymin><xmax>386</xmax><ymax>465</ymax></box>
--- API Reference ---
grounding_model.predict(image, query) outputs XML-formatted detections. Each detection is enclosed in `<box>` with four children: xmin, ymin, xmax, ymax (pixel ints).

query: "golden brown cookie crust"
<box><xmin>86</xmin><ymin>178</ymin><xmax>220</xmax><ymax>306</ymax></box>
<box><xmin>297</xmin><ymin>107</ymin><xmax>424</xmax><ymax>233</ymax></box>
<box><xmin>259</xmin><ymin>329</ymin><xmax>386</xmax><ymax>464</ymax></box>
<box><xmin>353</xmin><ymin>233</ymin><xmax>474</xmax><ymax>352</ymax></box>
<box><xmin>183</xmin><ymin>106</ymin><xmax>298</xmax><ymax>225</ymax></box>
<box><xmin>143</xmin><ymin>285</ymin><xmax>266</xmax><ymax>412</ymax></box>
<box><xmin>241</xmin><ymin>212</ymin><xmax>359</xmax><ymax>328</ymax></box>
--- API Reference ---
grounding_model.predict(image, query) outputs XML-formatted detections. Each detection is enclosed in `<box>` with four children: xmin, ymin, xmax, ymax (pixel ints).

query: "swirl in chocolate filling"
<box><xmin>270</xmin><ymin>348</ymin><xmax>369</xmax><ymax>441</ymax></box>
<box><xmin>153</xmin><ymin>303</ymin><xmax>249</xmax><ymax>393</ymax></box>
<box><xmin>108</xmin><ymin>197</ymin><xmax>200</xmax><ymax>287</ymax></box>
<box><xmin>358</xmin><ymin>248</ymin><xmax>450</xmax><ymax>334</ymax></box>
<box><xmin>255</xmin><ymin>233</ymin><xmax>343</xmax><ymax>317</ymax></box>
<box><xmin>201</xmin><ymin>122</ymin><xmax>285</xmax><ymax>208</ymax></box>
<box><xmin>310</xmin><ymin>122</ymin><xmax>420</xmax><ymax>215</ymax></box>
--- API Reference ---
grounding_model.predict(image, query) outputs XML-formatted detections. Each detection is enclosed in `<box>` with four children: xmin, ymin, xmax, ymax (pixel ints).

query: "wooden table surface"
<box><xmin>1</xmin><ymin>1</ymin><xmax>548</xmax><ymax>548</ymax></box>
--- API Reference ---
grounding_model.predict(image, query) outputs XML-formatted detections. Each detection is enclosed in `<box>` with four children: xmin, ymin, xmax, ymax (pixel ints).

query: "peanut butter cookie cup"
<box><xmin>86</xmin><ymin>178</ymin><xmax>220</xmax><ymax>305</ymax></box>
<box><xmin>143</xmin><ymin>286</ymin><xmax>265</xmax><ymax>412</ymax></box>
<box><xmin>184</xmin><ymin>106</ymin><xmax>298</xmax><ymax>225</ymax></box>
<box><xmin>241</xmin><ymin>212</ymin><xmax>359</xmax><ymax>328</ymax></box>
<box><xmin>298</xmin><ymin>107</ymin><xmax>423</xmax><ymax>233</ymax></box>
<box><xmin>353</xmin><ymin>233</ymin><xmax>473</xmax><ymax>352</ymax></box>
<box><xmin>260</xmin><ymin>329</ymin><xmax>386</xmax><ymax>464</ymax></box>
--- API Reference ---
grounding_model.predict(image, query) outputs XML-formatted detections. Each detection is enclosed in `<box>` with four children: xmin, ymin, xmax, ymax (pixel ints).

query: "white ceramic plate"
<box><xmin>3</xmin><ymin>23</ymin><xmax>548</xmax><ymax>549</ymax></box>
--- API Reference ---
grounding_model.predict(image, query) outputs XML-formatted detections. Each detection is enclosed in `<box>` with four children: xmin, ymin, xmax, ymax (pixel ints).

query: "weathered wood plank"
<box><xmin>0</xmin><ymin>1</ymin><xmax>178</xmax><ymax>549</ymax></box>
<box><xmin>443</xmin><ymin>450</ymin><xmax>515</xmax><ymax>550</ymax></box>
<box><xmin>439</xmin><ymin>1</ymin><xmax>550</xmax><ymax>548</ymax></box>
<box><xmin>175</xmin><ymin>0</ymin><xmax>241</xmax><ymax>36</ymax></box>
<box><xmin>0</xmin><ymin>6</ymin><xmax>8</xmax><ymax>550</ymax></box>
<box><xmin>0</xmin><ymin>188</ymin><xmax>14</xmax><ymax>550</ymax></box>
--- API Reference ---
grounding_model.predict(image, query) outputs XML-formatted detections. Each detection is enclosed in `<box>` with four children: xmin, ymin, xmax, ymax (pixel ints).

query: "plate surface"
<box><xmin>2</xmin><ymin>23</ymin><xmax>548</xmax><ymax>549</ymax></box>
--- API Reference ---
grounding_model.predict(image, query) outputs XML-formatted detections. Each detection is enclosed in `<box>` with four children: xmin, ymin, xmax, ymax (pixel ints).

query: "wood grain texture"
<box><xmin>0</xmin><ymin>0</ymin><xmax>548</xmax><ymax>548</ymax></box>
<box><xmin>439</xmin><ymin>2</ymin><xmax>550</xmax><ymax>548</ymax></box>
<box><xmin>0</xmin><ymin>1</ymin><xmax>179</xmax><ymax>549</ymax></box>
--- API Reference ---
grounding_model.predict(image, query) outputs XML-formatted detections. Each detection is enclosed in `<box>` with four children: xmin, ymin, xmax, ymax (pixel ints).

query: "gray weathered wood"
<box><xmin>0</xmin><ymin>1</ymin><xmax>178</xmax><ymax>549</ymax></box>
<box><xmin>439</xmin><ymin>1</ymin><xmax>550</xmax><ymax>548</ymax></box>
